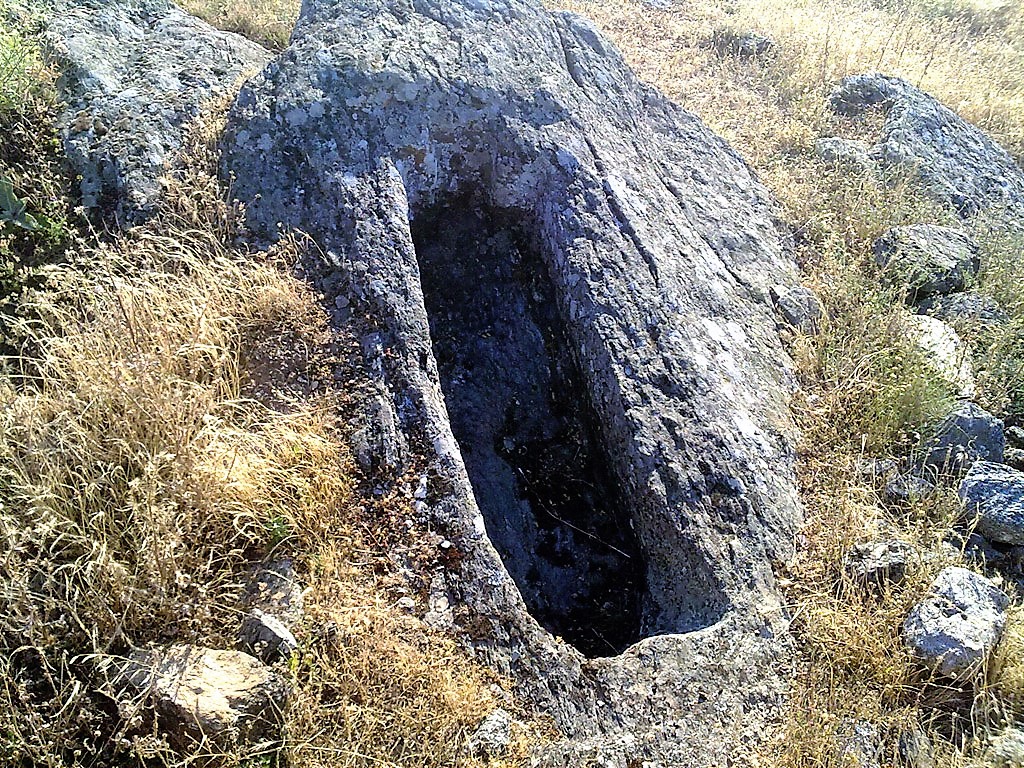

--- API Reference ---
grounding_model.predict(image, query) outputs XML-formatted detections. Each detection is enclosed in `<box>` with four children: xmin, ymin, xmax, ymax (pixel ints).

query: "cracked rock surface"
<box><xmin>39</xmin><ymin>0</ymin><xmax>269</xmax><ymax>225</ymax></box>
<box><xmin>222</xmin><ymin>0</ymin><xmax>803</xmax><ymax>762</ymax></box>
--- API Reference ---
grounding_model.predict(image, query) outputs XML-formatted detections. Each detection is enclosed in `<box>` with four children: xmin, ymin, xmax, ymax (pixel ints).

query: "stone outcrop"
<box><xmin>830</xmin><ymin>73</ymin><xmax>1024</xmax><ymax>228</ymax></box>
<box><xmin>222</xmin><ymin>0</ymin><xmax>802</xmax><ymax>762</ymax></box>
<box><xmin>39</xmin><ymin>0</ymin><xmax>270</xmax><ymax>225</ymax></box>
<box><xmin>873</xmin><ymin>224</ymin><xmax>980</xmax><ymax>302</ymax></box>
<box><xmin>917</xmin><ymin>291</ymin><xmax>1008</xmax><ymax>327</ymax></box>
<box><xmin>960</xmin><ymin>461</ymin><xmax>1024</xmax><ymax>545</ymax></box>
<box><xmin>903</xmin><ymin>566</ymin><xmax>1008</xmax><ymax>679</ymax></box>
<box><xmin>920</xmin><ymin>401</ymin><xmax>1004</xmax><ymax>477</ymax></box>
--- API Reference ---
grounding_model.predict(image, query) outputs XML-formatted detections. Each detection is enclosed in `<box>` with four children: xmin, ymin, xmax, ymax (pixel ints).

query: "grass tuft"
<box><xmin>178</xmin><ymin>0</ymin><xmax>299</xmax><ymax>50</ymax></box>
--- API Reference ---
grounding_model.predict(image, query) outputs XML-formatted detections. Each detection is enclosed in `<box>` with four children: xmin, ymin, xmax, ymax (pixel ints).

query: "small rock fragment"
<box><xmin>835</xmin><ymin>719</ymin><xmax>881</xmax><ymax>768</ymax></box>
<box><xmin>903</xmin><ymin>566</ymin><xmax>1008</xmax><ymax>679</ymax></box>
<box><xmin>844</xmin><ymin>539</ymin><xmax>915</xmax><ymax>588</ymax></box>
<box><xmin>710</xmin><ymin>29</ymin><xmax>774</xmax><ymax>58</ymax></box>
<box><xmin>960</xmin><ymin>461</ymin><xmax>1024</xmax><ymax>545</ymax></box>
<box><xmin>1006</xmin><ymin>425</ymin><xmax>1024</xmax><ymax>447</ymax></box>
<box><xmin>107</xmin><ymin>645</ymin><xmax>288</xmax><ymax>750</ymax></box>
<box><xmin>855</xmin><ymin>457</ymin><xmax>899</xmax><ymax>482</ymax></box>
<box><xmin>769</xmin><ymin>283</ymin><xmax>824</xmax><ymax>334</ymax></box>
<box><xmin>874</xmin><ymin>225</ymin><xmax>980</xmax><ymax>302</ymax></box>
<box><xmin>1004</xmin><ymin>446</ymin><xmax>1024</xmax><ymax>472</ymax></box>
<box><xmin>902</xmin><ymin>314</ymin><xmax>975</xmax><ymax>398</ymax></box>
<box><xmin>238</xmin><ymin>560</ymin><xmax>304</xmax><ymax>663</ymax></box>
<box><xmin>898</xmin><ymin>725</ymin><xmax>936</xmax><ymax>768</ymax></box>
<box><xmin>467</xmin><ymin>708</ymin><xmax>514</xmax><ymax>757</ymax></box>
<box><xmin>920</xmin><ymin>401</ymin><xmax>1004</xmax><ymax>477</ymax></box>
<box><xmin>885</xmin><ymin>472</ymin><xmax>936</xmax><ymax>503</ymax></box>
<box><xmin>239</xmin><ymin>608</ymin><xmax>299</xmax><ymax>664</ymax></box>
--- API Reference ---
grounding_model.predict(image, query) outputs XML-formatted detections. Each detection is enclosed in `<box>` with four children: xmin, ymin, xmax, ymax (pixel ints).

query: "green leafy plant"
<box><xmin>0</xmin><ymin>176</ymin><xmax>39</xmax><ymax>231</ymax></box>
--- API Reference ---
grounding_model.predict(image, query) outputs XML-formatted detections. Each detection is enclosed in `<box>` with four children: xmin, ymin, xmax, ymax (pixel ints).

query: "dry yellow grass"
<box><xmin>0</xmin><ymin>75</ymin><xmax>540</xmax><ymax>766</ymax></box>
<box><xmin>178</xmin><ymin>0</ymin><xmax>298</xmax><ymax>50</ymax></box>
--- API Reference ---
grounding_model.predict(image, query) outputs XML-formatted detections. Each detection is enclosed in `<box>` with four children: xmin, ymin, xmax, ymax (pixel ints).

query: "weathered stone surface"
<box><xmin>830</xmin><ymin>73</ymin><xmax>1024</xmax><ymax>227</ymax></box>
<box><xmin>109</xmin><ymin>645</ymin><xmax>287</xmax><ymax>750</ymax></box>
<box><xmin>467</xmin><ymin>708</ymin><xmax>513</xmax><ymax>757</ymax></box>
<box><xmin>835</xmin><ymin>719</ymin><xmax>881</xmax><ymax>768</ymax></box>
<box><xmin>238</xmin><ymin>560</ymin><xmax>303</xmax><ymax>663</ymax></box>
<box><xmin>960</xmin><ymin>461</ymin><xmax>1024</xmax><ymax>545</ymax></box>
<box><xmin>917</xmin><ymin>291</ymin><xmax>1008</xmax><ymax>328</ymax></box>
<box><xmin>873</xmin><ymin>225</ymin><xmax>980</xmax><ymax>302</ymax></box>
<box><xmin>988</xmin><ymin>727</ymin><xmax>1024</xmax><ymax>768</ymax></box>
<box><xmin>844</xmin><ymin>539</ymin><xmax>915</xmax><ymax>588</ymax></box>
<box><xmin>920</xmin><ymin>401</ymin><xmax>1004</xmax><ymax>476</ymax></box>
<box><xmin>38</xmin><ymin>0</ymin><xmax>269</xmax><ymax>225</ymax></box>
<box><xmin>770</xmin><ymin>283</ymin><xmax>824</xmax><ymax>334</ymax></box>
<box><xmin>903</xmin><ymin>314</ymin><xmax>975</xmax><ymax>398</ymax></box>
<box><xmin>223</xmin><ymin>0</ymin><xmax>802</xmax><ymax>762</ymax></box>
<box><xmin>815</xmin><ymin>136</ymin><xmax>875</xmax><ymax>174</ymax></box>
<box><xmin>903</xmin><ymin>566</ymin><xmax>1008</xmax><ymax>679</ymax></box>
<box><xmin>898</xmin><ymin>726</ymin><xmax>936</xmax><ymax>768</ymax></box>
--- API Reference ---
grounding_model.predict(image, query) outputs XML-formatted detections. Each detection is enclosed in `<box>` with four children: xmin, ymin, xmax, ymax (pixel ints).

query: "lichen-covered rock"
<box><xmin>903</xmin><ymin>314</ymin><xmax>975</xmax><ymax>397</ymax></box>
<box><xmin>223</xmin><ymin>0</ymin><xmax>802</xmax><ymax>762</ymax></box>
<box><xmin>108</xmin><ymin>645</ymin><xmax>288</xmax><ymax>750</ymax></box>
<box><xmin>770</xmin><ymin>283</ymin><xmax>824</xmax><ymax>334</ymax></box>
<box><xmin>815</xmin><ymin>137</ymin><xmax>875</xmax><ymax>174</ymax></box>
<box><xmin>960</xmin><ymin>461</ymin><xmax>1024</xmax><ymax>545</ymax></box>
<box><xmin>873</xmin><ymin>224</ymin><xmax>980</xmax><ymax>302</ymax></box>
<box><xmin>38</xmin><ymin>0</ymin><xmax>269</xmax><ymax>225</ymax></box>
<box><xmin>920</xmin><ymin>401</ymin><xmax>1004</xmax><ymax>476</ymax></box>
<box><xmin>917</xmin><ymin>291</ymin><xmax>1008</xmax><ymax>328</ymax></box>
<box><xmin>844</xmin><ymin>539</ymin><xmax>915</xmax><ymax>588</ymax></box>
<box><xmin>903</xmin><ymin>566</ymin><xmax>1008</xmax><ymax>679</ymax></box>
<box><xmin>830</xmin><ymin>73</ymin><xmax>1024</xmax><ymax>227</ymax></box>
<box><xmin>467</xmin><ymin>708</ymin><xmax>513</xmax><ymax>757</ymax></box>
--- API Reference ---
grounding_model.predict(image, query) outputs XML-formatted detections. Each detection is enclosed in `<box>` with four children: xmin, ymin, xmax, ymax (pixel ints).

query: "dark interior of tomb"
<box><xmin>412</xmin><ymin>198</ymin><xmax>646</xmax><ymax>657</ymax></box>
